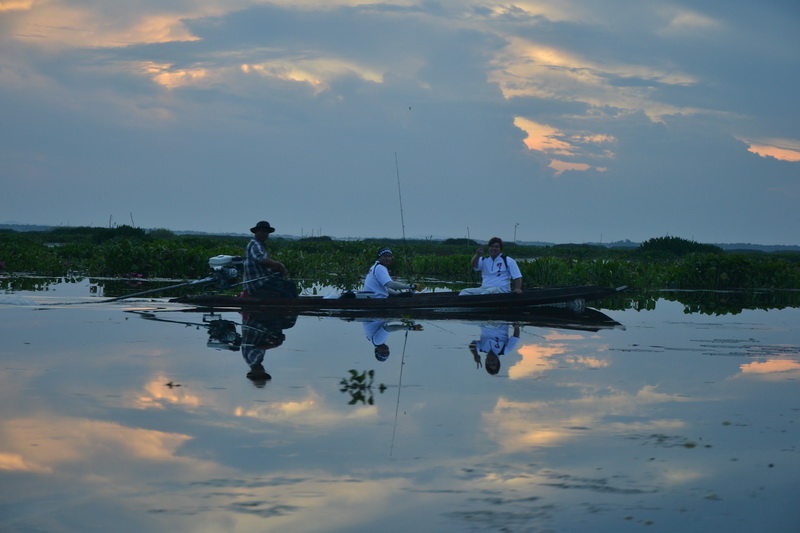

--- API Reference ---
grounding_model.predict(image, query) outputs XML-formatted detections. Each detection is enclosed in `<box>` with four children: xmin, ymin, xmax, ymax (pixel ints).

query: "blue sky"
<box><xmin>1</xmin><ymin>0</ymin><xmax>798</xmax><ymax>244</ymax></box>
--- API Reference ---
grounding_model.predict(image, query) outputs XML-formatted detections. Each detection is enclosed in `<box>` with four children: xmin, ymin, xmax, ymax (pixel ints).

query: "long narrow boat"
<box><xmin>170</xmin><ymin>285</ymin><xmax>627</xmax><ymax>314</ymax></box>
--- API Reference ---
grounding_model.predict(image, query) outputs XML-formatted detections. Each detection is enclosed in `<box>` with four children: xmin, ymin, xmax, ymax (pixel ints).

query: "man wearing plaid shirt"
<box><xmin>244</xmin><ymin>220</ymin><xmax>297</xmax><ymax>298</ymax></box>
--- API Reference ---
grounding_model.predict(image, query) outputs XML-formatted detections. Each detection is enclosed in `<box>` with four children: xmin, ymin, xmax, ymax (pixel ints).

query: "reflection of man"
<box><xmin>469</xmin><ymin>323</ymin><xmax>521</xmax><ymax>375</ymax></box>
<box><xmin>363</xmin><ymin>319</ymin><xmax>422</xmax><ymax>361</ymax></box>
<box><xmin>241</xmin><ymin>313</ymin><xmax>297</xmax><ymax>386</ymax></box>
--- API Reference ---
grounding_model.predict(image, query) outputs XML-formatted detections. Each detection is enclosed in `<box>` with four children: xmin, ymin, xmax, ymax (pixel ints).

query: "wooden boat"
<box><xmin>170</xmin><ymin>285</ymin><xmax>627</xmax><ymax>315</ymax></box>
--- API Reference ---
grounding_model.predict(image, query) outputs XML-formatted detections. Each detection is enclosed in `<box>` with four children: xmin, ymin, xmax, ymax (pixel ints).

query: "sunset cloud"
<box><xmin>0</xmin><ymin>0</ymin><xmax>796</xmax><ymax>244</ymax></box>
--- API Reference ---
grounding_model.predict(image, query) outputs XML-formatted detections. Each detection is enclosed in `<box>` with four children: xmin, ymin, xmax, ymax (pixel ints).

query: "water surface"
<box><xmin>1</xmin><ymin>282</ymin><xmax>798</xmax><ymax>532</ymax></box>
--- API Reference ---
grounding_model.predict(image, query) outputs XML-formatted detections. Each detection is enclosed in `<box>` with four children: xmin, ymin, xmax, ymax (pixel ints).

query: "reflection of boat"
<box><xmin>129</xmin><ymin>310</ymin><xmax>244</xmax><ymax>351</ymax></box>
<box><xmin>171</xmin><ymin>285</ymin><xmax>627</xmax><ymax>314</ymax></box>
<box><xmin>129</xmin><ymin>308</ymin><xmax>298</xmax><ymax>386</ymax></box>
<box><xmin>339</xmin><ymin>306</ymin><xmax>623</xmax><ymax>332</ymax></box>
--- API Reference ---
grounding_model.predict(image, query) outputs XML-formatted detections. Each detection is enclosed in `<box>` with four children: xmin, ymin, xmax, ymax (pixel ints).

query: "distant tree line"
<box><xmin>1</xmin><ymin>227</ymin><xmax>799</xmax><ymax>291</ymax></box>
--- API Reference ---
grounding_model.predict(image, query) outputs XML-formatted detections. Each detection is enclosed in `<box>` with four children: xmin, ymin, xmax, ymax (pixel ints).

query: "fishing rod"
<box><xmin>394</xmin><ymin>152</ymin><xmax>414</xmax><ymax>278</ymax></box>
<box><xmin>102</xmin><ymin>276</ymin><xmax>216</xmax><ymax>302</ymax></box>
<box><xmin>101</xmin><ymin>255</ymin><xmax>244</xmax><ymax>302</ymax></box>
<box><xmin>395</xmin><ymin>152</ymin><xmax>407</xmax><ymax>246</ymax></box>
<box><xmin>389</xmin><ymin>328</ymin><xmax>410</xmax><ymax>457</ymax></box>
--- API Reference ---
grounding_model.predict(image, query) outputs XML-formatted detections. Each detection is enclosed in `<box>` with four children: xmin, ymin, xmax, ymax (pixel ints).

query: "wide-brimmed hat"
<box><xmin>250</xmin><ymin>221</ymin><xmax>276</xmax><ymax>234</ymax></box>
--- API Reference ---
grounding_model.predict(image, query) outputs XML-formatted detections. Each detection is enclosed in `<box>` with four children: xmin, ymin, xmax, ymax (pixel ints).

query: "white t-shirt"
<box><xmin>363</xmin><ymin>320</ymin><xmax>390</xmax><ymax>346</ymax></box>
<box><xmin>475</xmin><ymin>255</ymin><xmax>522</xmax><ymax>292</ymax></box>
<box><xmin>362</xmin><ymin>261</ymin><xmax>392</xmax><ymax>297</ymax></box>
<box><xmin>476</xmin><ymin>324</ymin><xmax>520</xmax><ymax>355</ymax></box>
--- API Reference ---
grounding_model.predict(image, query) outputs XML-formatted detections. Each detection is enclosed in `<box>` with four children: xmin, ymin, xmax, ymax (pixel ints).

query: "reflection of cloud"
<box><xmin>510</xmin><ymin>340</ymin><xmax>607</xmax><ymax>379</ymax></box>
<box><xmin>567</xmin><ymin>355</ymin><xmax>608</xmax><ymax>368</ymax></box>
<box><xmin>739</xmin><ymin>359</ymin><xmax>800</xmax><ymax>380</ymax></box>
<box><xmin>133</xmin><ymin>374</ymin><xmax>203</xmax><ymax>409</ymax></box>
<box><xmin>741</xmin><ymin>359</ymin><xmax>800</xmax><ymax>374</ymax></box>
<box><xmin>662</xmin><ymin>468</ymin><xmax>704</xmax><ymax>484</ymax></box>
<box><xmin>129</xmin><ymin>375</ymin><xmax>376</xmax><ymax>428</ymax></box>
<box><xmin>0</xmin><ymin>416</ymin><xmax>204</xmax><ymax>475</ymax></box>
<box><xmin>234</xmin><ymin>390</ymin><xmax>378</xmax><ymax>426</ymax></box>
<box><xmin>138</xmin><ymin>470</ymin><xmax>413</xmax><ymax>530</ymax></box>
<box><xmin>509</xmin><ymin>343</ymin><xmax>567</xmax><ymax>379</ymax></box>
<box><xmin>633</xmin><ymin>384</ymin><xmax>690</xmax><ymax>404</ymax></box>
<box><xmin>484</xmin><ymin>398</ymin><xmax>581</xmax><ymax>451</ymax></box>
<box><xmin>570</xmin><ymin>385</ymin><xmax>690</xmax><ymax>411</ymax></box>
<box><xmin>542</xmin><ymin>332</ymin><xmax>585</xmax><ymax>341</ymax></box>
<box><xmin>484</xmin><ymin>385</ymin><xmax>691</xmax><ymax>454</ymax></box>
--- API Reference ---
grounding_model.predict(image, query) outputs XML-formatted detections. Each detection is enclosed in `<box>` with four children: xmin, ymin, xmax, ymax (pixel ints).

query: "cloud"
<box><xmin>658</xmin><ymin>7</ymin><xmax>723</xmax><ymax>35</ymax></box>
<box><xmin>741</xmin><ymin>138</ymin><xmax>800</xmax><ymax>162</ymax></box>
<box><xmin>0</xmin><ymin>1</ymin><xmax>798</xmax><ymax>244</ymax></box>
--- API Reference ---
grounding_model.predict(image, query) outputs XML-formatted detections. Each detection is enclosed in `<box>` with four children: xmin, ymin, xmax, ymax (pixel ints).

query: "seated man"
<box><xmin>243</xmin><ymin>220</ymin><xmax>297</xmax><ymax>298</ymax></box>
<box><xmin>459</xmin><ymin>237</ymin><xmax>522</xmax><ymax>295</ymax></box>
<box><xmin>361</xmin><ymin>247</ymin><xmax>417</xmax><ymax>298</ymax></box>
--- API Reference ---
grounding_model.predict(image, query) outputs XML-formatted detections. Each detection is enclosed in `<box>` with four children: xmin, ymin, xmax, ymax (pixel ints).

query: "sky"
<box><xmin>1</xmin><ymin>0</ymin><xmax>798</xmax><ymax>245</ymax></box>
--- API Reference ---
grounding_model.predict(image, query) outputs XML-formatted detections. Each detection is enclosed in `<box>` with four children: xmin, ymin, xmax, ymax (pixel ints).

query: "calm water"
<box><xmin>1</xmin><ymin>281</ymin><xmax>799</xmax><ymax>533</ymax></box>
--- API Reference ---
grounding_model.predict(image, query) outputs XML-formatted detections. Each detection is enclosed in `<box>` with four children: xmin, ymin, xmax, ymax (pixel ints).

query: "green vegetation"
<box><xmin>639</xmin><ymin>235</ymin><xmax>723</xmax><ymax>257</ymax></box>
<box><xmin>339</xmin><ymin>369</ymin><xmax>386</xmax><ymax>405</ymax></box>
<box><xmin>1</xmin><ymin>228</ymin><xmax>799</xmax><ymax>295</ymax></box>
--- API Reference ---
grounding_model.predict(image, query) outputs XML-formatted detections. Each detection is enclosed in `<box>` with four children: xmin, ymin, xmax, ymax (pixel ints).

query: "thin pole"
<box><xmin>101</xmin><ymin>276</ymin><xmax>215</xmax><ymax>302</ymax></box>
<box><xmin>394</xmin><ymin>152</ymin><xmax>407</xmax><ymax>244</ymax></box>
<box><xmin>394</xmin><ymin>152</ymin><xmax>411</xmax><ymax>276</ymax></box>
<box><xmin>390</xmin><ymin>329</ymin><xmax>409</xmax><ymax>457</ymax></box>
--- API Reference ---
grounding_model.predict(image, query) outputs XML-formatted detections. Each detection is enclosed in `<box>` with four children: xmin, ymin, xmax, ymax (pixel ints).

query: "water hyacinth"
<box><xmin>0</xmin><ymin>228</ymin><xmax>798</xmax><ymax>291</ymax></box>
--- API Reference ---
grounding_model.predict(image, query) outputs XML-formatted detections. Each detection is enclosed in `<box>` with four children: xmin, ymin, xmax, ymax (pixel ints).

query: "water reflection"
<box><xmin>469</xmin><ymin>323</ymin><xmax>521</xmax><ymax>374</ymax></box>
<box><xmin>360</xmin><ymin>318</ymin><xmax>422</xmax><ymax>361</ymax></box>
<box><xmin>4</xmin><ymin>286</ymin><xmax>799</xmax><ymax>532</ymax></box>
<box><xmin>131</xmin><ymin>309</ymin><xmax>299</xmax><ymax>386</ymax></box>
<box><xmin>131</xmin><ymin>309</ymin><xmax>243</xmax><ymax>350</ymax></box>
<box><xmin>240</xmin><ymin>312</ymin><xmax>297</xmax><ymax>386</ymax></box>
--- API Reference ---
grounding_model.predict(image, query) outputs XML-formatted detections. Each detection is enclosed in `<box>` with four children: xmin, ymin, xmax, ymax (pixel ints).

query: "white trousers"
<box><xmin>458</xmin><ymin>286</ymin><xmax>508</xmax><ymax>296</ymax></box>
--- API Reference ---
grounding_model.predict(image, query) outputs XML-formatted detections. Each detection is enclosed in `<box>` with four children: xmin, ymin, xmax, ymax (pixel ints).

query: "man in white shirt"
<box><xmin>459</xmin><ymin>237</ymin><xmax>523</xmax><ymax>295</ymax></box>
<box><xmin>361</xmin><ymin>247</ymin><xmax>417</xmax><ymax>298</ymax></box>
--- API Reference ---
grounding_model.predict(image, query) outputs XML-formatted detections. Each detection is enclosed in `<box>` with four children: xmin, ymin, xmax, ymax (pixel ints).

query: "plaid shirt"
<box><xmin>243</xmin><ymin>238</ymin><xmax>277</xmax><ymax>293</ymax></box>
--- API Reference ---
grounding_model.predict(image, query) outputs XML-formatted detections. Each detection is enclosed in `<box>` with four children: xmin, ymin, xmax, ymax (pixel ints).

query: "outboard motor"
<box><xmin>208</xmin><ymin>255</ymin><xmax>243</xmax><ymax>289</ymax></box>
